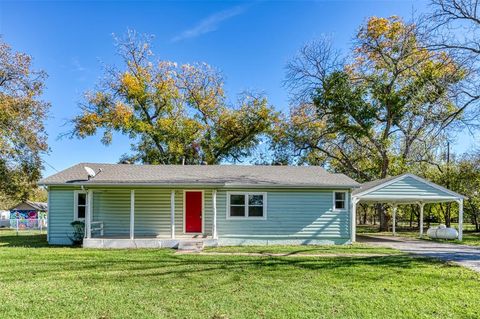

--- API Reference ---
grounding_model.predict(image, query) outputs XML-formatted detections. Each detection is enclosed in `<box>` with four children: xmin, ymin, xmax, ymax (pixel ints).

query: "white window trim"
<box><xmin>73</xmin><ymin>190</ymin><xmax>87</xmax><ymax>221</ymax></box>
<box><xmin>226</xmin><ymin>192</ymin><xmax>267</xmax><ymax>220</ymax></box>
<box><xmin>333</xmin><ymin>191</ymin><xmax>348</xmax><ymax>211</ymax></box>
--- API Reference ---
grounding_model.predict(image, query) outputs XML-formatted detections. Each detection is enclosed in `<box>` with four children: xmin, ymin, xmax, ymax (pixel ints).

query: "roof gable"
<box><xmin>353</xmin><ymin>174</ymin><xmax>465</xmax><ymax>202</ymax></box>
<box><xmin>10</xmin><ymin>201</ymin><xmax>48</xmax><ymax>211</ymax></box>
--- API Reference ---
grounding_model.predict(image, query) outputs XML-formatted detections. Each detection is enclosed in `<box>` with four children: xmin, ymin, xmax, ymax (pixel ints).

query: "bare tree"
<box><xmin>429</xmin><ymin>0</ymin><xmax>480</xmax><ymax>128</ymax></box>
<box><xmin>284</xmin><ymin>35</ymin><xmax>344</xmax><ymax>105</ymax></box>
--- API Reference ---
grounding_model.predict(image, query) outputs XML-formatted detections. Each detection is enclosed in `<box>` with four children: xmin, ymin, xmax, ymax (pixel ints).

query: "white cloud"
<box><xmin>172</xmin><ymin>5</ymin><xmax>247</xmax><ymax>42</ymax></box>
<box><xmin>71</xmin><ymin>57</ymin><xmax>86</xmax><ymax>72</ymax></box>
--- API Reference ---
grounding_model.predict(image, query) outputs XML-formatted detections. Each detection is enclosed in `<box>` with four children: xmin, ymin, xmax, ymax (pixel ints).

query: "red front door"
<box><xmin>185</xmin><ymin>191</ymin><xmax>202</xmax><ymax>233</ymax></box>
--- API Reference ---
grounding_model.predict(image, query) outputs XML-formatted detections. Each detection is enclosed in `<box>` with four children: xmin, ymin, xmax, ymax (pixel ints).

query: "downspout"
<box><xmin>46</xmin><ymin>186</ymin><xmax>50</xmax><ymax>243</ymax></box>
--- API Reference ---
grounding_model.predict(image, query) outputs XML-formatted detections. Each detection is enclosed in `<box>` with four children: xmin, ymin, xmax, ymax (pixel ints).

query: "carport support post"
<box><xmin>392</xmin><ymin>204</ymin><xmax>397</xmax><ymax>236</ymax></box>
<box><xmin>418</xmin><ymin>202</ymin><xmax>425</xmax><ymax>237</ymax></box>
<box><xmin>458</xmin><ymin>199</ymin><xmax>463</xmax><ymax>241</ymax></box>
<box><xmin>130</xmin><ymin>190</ymin><xmax>135</xmax><ymax>240</ymax></box>
<box><xmin>351</xmin><ymin>196</ymin><xmax>359</xmax><ymax>243</ymax></box>
<box><xmin>170</xmin><ymin>190</ymin><xmax>175</xmax><ymax>239</ymax></box>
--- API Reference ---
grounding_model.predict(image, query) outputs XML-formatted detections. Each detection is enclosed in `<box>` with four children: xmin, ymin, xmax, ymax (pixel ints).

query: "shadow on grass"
<box><xmin>0</xmin><ymin>248</ymin><xmax>452</xmax><ymax>285</ymax></box>
<box><xmin>0</xmin><ymin>234</ymin><xmax>466</xmax><ymax>286</ymax></box>
<box><xmin>0</xmin><ymin>233</ymin><xmax>50</xmax><ymax>248</ymax></box>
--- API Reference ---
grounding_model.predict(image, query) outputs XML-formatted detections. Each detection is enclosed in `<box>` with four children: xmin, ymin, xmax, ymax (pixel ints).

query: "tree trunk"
<box><xmin>377</xmin><ymin>204</ymin><xmax>388</xmax><ymax>231</ymax></box>
<box><xmin>426</xmin><ymin>205</ymin><xmax>431</xmax><ymax>228</ymax></box>
<box><xmin>377</xmin><ymin>156</ymin><xmax>389</xmax><ymax>231</ymax></box>
<box><xmin>439</xmin><ymin>203</ymin><xmax>451</xmax><ymax>227</ymax></box>
<box><xmin>473</xmin><ymin>209</ymin><xmax>479</xmax><ymax>232</ymax></box>
<box><xmin>445</xmin><ymin>203</ymin><xmax>451</xmax><ymax>227</ymax></box>
<box><xmin>409</xmin><ymin>209</ymin><xmax>413</xmax><ymax>228</ymax></box>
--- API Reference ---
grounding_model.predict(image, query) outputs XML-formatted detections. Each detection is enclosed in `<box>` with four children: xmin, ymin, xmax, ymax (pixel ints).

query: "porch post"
<box><xmin>351</xmin><ymin>196</ymin><xmax>358</xmax><ymax>243</ymax></box>
<box><xmin>458</xmin><ymin>198</ymin><xmax>463</xmax><ymax>241</ymax></box>
<box><xmin>418</xmin><ymin>202</ymin><xmax>424</xmax><ymax>237</ymax></box>
<box><xmin>213</xmin><ymin>189</ymin><xmax>218</xmax><ymax>239</ymax></box>
<box><xmin>86</xmin><ymin>190</ymin><xmax>93</xmax><ymax>239</ymax></box>
<box><xmin>130</xmin><ymin>190</ymin><xmax>135</xmax><ymax>240</ymax></box>
<box><xmin>392</xmin><ymin>204</ymin><xmax>397</xmax><ymax>236</ymax></box>
<box><xmin>170</xmin><ymin>190</ymin><xmax>175</xmax><ymax>239</ymax></box>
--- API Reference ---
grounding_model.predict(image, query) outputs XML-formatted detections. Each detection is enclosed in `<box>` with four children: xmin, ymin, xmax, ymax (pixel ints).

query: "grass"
<box><xmin>0</xmin><ymin>228</ymin><xmax>50</xmax><ymax>247</ymax></box>
<box><xmin>205</xmin><ymin>243</ymin><xmax>399</xmax><ymax>255</ymax></box>
<box><xmin>1</xmin><ymin>230</ymin><xmax>480</xmax><ymax>318</ymax></box>
<box><xmin>456</xmin><ymin>232</ymin><xmax>480</xmax><ymax>246</ymax></box>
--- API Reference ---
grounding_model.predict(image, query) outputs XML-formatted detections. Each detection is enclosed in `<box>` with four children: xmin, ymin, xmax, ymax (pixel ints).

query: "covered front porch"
<box><xmin>82</xmin><ymin>188</ymin><xmax>219</xmax><ymax>248</ymax></box>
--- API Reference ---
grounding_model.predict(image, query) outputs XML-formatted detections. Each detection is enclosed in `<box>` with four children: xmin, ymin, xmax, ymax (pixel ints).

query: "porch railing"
<box><xmin>91</xmin><ymin>221</ymin><xmax>104</xmax><ymax>236</ymax></box>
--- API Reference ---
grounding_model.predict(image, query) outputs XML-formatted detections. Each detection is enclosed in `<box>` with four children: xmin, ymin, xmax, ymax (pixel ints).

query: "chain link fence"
<box><xmin>9</xmin><ymin>219</ymin><xmax>48</xmax><ymax>234</ymax></box>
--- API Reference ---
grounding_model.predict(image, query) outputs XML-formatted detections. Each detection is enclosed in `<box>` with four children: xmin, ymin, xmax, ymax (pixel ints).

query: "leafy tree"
<box><xmin>425</xmin><ymin>153</ymin><xmax>480</xmax><ymax>230</ymax></box>
<box><xmin>71</xmin><ymin>31</ymin><xmax>277</xmax><ymax>165</ymax></box>
<box><xmin>456</xmin><ymin>156</ymin><xmax>480</xmax><ymax>231</ymax></box>
<box><xmin>0</xmin><ymin>38</ymin><xmax>49</xmax><ymax>209</ymax></box>
<box><xmin>282</xmin><ymin>17</ymin><xmax>467</xmax><ymax>230</ymax></box>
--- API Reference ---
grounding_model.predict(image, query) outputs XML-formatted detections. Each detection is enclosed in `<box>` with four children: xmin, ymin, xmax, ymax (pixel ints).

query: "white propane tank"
<box><xmin>426</xmin><ymin>224</ymin><xmax>458</xmax><ymax>239</ymax></box>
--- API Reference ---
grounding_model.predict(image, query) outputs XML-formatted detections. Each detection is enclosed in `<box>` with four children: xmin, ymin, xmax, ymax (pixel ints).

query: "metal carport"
<box><xmin>351</xmin><ymin>174</ymin><xmax>466</xmax><ymax>241</ymax></box>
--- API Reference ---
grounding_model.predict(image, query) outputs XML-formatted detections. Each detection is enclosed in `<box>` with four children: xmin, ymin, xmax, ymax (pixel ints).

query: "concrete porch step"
<box><xmin>177</xmin><ymin>240</ymin><xmax>205</xmax><ymax>251</ymax></box>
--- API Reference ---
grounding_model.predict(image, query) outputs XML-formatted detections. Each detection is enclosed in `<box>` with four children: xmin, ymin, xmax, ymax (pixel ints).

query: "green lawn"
<box><xmin>456</xmin><ymin>232</ymin><xmax>480</xmax><ymax>246</ymax></box>
<box><xmin>204</xmin><ymin>243</ymin><xmax>399</xmax><ymax>255</ymax></box>
<box><xmin>1</xmin><ymin>231</ymin><xmax>480</xmax><ymax>318</ymax></box>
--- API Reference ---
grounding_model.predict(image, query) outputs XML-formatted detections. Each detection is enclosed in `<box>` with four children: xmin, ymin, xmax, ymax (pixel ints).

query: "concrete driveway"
<box><xmin>358</xmin><ymin>235</ymin><xmax>480</xmax><ymax>272</ymax></box>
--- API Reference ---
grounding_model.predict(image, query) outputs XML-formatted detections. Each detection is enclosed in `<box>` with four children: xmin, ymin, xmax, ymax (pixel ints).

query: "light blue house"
<box><xmin>39</xmin><ymin>163</ymin><xmax>359</xmax><ymax>248</ymax></box>
<box><xmin>39</xmin><ymin>164</ymin><xmax>467</xmax><ymax>248</ymax></box>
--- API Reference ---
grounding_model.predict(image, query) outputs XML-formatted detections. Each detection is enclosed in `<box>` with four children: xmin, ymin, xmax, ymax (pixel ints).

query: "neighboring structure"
<box><xmin>352</xmin><ymin>174</ymin><xmax>466</xmax><ymax>241</ymax></box>
<box><xmin>10</xmin><ymin>201</ymin><xmax>48</xmax><ymax>230</ymax></box>
<box><xmin>10</xmin><ymin>201</ymin><xmax>48</xmax><ymax>214</ymax></box>
<box><xmin>0</xmin><ymin>210</ymin><xmax>10</xmax><ymax>228</ymax></box>
<box><xmin>39</xmin><ymin>163</ymin><xmax>359</xmax><ymax>247</ymax></box>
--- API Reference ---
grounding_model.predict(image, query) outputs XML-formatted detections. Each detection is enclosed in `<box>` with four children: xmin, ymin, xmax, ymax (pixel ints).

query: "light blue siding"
<box><xmin>93</xmin><ymin>189</ymin><xmax>130</xmax><ymax>236</ymax></box>
<box><xmin>134</xmin><ymin>189</ymin><xmax>170</xmax><ymax>236</ymax></box>
<box><xmin>47</xmin><ymin>186</ymin><xmax>351</xmax><ymax>246</ymax></box>
<box><xmin>361</xmin><ymin>176</ymin><xmax>455</xmax><ymax>200</ymax></box>
<box><xmin>216</xmin><ymin>189</ymin><xmax>350</xmax><ymax>245</ymax></box>
<box><xmin>48</xmin><ymin>187</ymin><xmax>75</xmax><ymax>245</ymax></box>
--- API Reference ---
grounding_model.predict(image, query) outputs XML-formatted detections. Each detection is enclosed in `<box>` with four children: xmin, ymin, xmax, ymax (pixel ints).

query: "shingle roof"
<box><xmin>27</xmin><ymin>201</ymin><xmax>48</xmax><ymax>211</ymax></box>
<box><xmin>10</xmin><ymin>201</ymin><xmax>48</xmax><ymax>211</ymax></box>
<box><xmin>39</xmin><ymin>163</ymin><xmax>359</xmax><ymax>188</ymax></box>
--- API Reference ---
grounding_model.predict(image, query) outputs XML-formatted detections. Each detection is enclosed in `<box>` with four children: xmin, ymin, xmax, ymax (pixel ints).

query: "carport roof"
<box><xmin>352</xmin><ymin>173</ymin><xmax>466</xmax><ymax>203</ymax></box>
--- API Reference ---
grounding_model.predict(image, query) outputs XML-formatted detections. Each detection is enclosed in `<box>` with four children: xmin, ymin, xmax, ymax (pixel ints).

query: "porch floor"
<box><xmin>83</xmin><ymin>235</ymin><xmax>217</xmax><ymax>249</ymax></box>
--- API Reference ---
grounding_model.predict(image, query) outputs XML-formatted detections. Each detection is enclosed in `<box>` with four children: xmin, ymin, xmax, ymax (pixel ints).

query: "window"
<box><xmin>74</xmin><ymin>191</ymin><xmax>87</xmax><ymax>220</ymax></box>
<box><xmin>333</xmin><ymin>191</ymin><xmax>347</xmax><ymax>210</ymax></box>
<box><xmin>227</xmin><ymin>193</ymin><xmax>266</xmax><ymax>219</ymax></box>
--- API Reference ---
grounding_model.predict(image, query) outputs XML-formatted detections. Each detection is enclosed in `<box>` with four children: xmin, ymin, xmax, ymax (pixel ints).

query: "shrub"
<box><xmin>70</xmin><ymin>220</ymin><xmax>85</xmax><ymax>246</ymax></box>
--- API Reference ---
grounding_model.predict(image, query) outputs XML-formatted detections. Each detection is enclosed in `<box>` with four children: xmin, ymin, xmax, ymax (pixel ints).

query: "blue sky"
<box><xmin>0</xmin><ymin>0</ymin><xmax>476</xmax><ymax>177</ymax></box>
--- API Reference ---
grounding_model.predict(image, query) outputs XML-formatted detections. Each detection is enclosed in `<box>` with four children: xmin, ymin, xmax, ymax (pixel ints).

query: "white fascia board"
<box><xmin>353</xmin><ymin>173</ymin><xmax>466</xmax><ymax>200</ymax></box>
